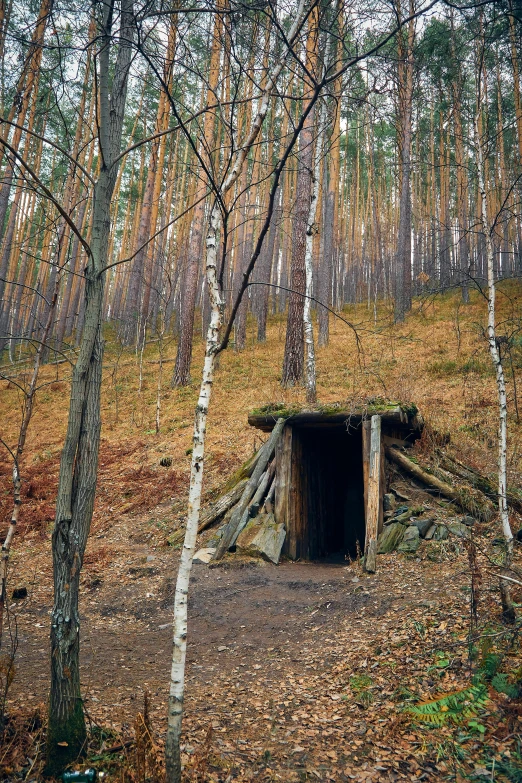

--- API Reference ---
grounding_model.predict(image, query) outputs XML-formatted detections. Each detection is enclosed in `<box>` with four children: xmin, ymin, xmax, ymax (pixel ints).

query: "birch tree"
<box><xmin>475</xmin><ymin>31</ymin><xmax>516</xmax><ymax>624</ymax></box>
<box><xmin>303</xmin><ymin>95</ymin><xmax>328</xmax><ymax>403</ymax></box>
<box><xmin>163</xmin><ymin>3</ymin><xmax>440</xmax><ymax>779</ymax></box>
<box><xmin>164</xmin><ymin>5</ymin><xmax>314</xmax><ymax>778</ymax></box>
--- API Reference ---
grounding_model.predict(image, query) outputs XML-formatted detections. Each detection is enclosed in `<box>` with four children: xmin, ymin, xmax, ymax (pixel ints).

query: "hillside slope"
<box><xmin>1</xmin><ymin>287</ymin><xmax>522</xmax><ymax>781</ymax></box>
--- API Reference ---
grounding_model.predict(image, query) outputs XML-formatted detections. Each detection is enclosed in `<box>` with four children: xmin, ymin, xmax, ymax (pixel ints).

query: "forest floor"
<box><xmin>1</xmin><ymin>287</ymin><xmax>522</xmax><ymax>781</ymax></box>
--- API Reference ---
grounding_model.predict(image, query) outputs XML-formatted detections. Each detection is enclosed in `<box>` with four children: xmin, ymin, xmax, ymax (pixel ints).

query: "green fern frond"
<box><xmin>480</xmin><ymin>653</ymin><xmax>502</xmax><ymax>680</ymax></box>
<box><xmin>491</xmin><ymin>673</ymin><xmax>520</xmax><ymax>698</ymax></box>
<box><xmin>406</xmin><ymin>684</ymin><xmax>489</xmax><ymax>725</ymax></box>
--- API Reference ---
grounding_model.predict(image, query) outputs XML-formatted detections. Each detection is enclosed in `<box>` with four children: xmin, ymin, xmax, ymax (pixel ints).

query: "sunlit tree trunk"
<box><xmin>394</xmin><ymin>0</ymin><xmax>414</xmax><ymax>322</ymax></box>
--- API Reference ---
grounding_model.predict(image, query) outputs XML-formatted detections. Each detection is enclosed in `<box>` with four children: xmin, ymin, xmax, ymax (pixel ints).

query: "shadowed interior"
<box><xmin>297</xmin><ymin>425</ymin><xmax>366</xmax><ymax>561</ymax></box>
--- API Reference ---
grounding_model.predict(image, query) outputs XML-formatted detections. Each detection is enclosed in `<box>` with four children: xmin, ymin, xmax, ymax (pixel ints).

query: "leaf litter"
<box><xmin>3</xmin><ymin>528</ymin><xmax>522</xmax><ymax>781</ymax></box>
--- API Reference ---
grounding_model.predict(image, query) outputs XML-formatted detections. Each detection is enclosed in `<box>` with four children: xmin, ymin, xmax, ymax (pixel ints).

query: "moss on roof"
<box><xmin>250</xmin><ymin>397</ymin><xmax>418</xmax><ymax>419</ymax></box>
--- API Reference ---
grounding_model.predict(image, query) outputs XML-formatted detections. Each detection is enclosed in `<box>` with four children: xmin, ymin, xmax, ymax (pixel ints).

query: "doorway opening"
<box><xmin>297</xmin><ymin>425</ymin><xmax>366</xmax><ymax>562</ymax></box>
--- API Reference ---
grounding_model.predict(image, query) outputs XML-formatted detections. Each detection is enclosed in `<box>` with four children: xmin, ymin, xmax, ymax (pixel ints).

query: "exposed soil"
<box><xmin>7</xmin><ymin>510</ymin><xmax>520</xmax><ymax>782</ymax></box>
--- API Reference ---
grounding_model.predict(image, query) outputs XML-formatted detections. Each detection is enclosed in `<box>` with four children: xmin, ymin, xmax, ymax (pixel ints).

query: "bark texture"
<box><xmin>303</xmin><ymin>96</ymin><xmax>327</xmax><ymax>403</ymax></box>
<box><xmin>165</xmin><ymin>203</ymin><xmax>224</xmax><ymax>782</ymax></box>
<box><xmin>364</xmin><ymin>415</ymin><xmax>381</xmax><ymax>573</ymax></box>
<box><xmin>282</xmin><ymin>14</ymin><xmax>317</xmax><ymax>386</ymax></box>
<box><xmin>46</xmin><ymin>0</ymin><xmax>133</xmax><ymax>774</ymax></box>
<box><xmin>475</xmin><ymin>101</ymin><xmax>515</xmax><ymax>623</ymax></box>
<box><xmin>281</xmin><ymin>111</ymin><xmax>313</xmax><ymax>385</ymax></box>
<box><xmin>394</xmin><ymin>0</ymin><xmax>415</xmax><ymax>322</ymax></box>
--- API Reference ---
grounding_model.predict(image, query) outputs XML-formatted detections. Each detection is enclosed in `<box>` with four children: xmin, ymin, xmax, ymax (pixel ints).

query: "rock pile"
<box><xmin>377</xmin><ymin>491</ymin><xmax>475</xmax><ymax>554</ymax></box>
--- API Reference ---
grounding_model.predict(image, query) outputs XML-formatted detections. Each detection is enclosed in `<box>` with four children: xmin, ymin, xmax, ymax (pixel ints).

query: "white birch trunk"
<box><xmin>475</xmin><ymin>109</ymin><xmax>515</xmax><ymax>621</ymax></box>
<box><xmin>303</xmin><ymin>98</ymin><xmax>327</xmax><ymax>404</ymax></box>
<box><xmin>165</xmin><ymin>204</ymin><xmax>223</xmax><ymax>782</ymax></box>
<box><xmin>165</xmin><ymin>5</ymin><xmax>309</xmax><ymax>779</ymax></box>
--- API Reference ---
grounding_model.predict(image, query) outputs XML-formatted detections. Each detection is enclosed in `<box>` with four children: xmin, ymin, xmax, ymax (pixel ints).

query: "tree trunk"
<box><xmin>166</xmin><ymin>200</ymin><xmax>223</xmax><ymax>783</ymax></box>
<box><xmin>282</xmin><ymin>120</ymin><xmax>314</xmax><ymax>383</ymax></box>
<box><xmin>256</xmin><ymin>194</ymin><xmax>279</xmax><ymax>342</ymax></box>
<box><xmin>475</xmin><ymin>96</ymin><xmax>515</xmax><ymax>623</ymax></box>
<box><xmin>46</xmin><ymin>0</ymin><xmax>133</xmax><ymax>774</ymax></box>
<box><xmin>508</xmin><ymin>0</ymin><xmax>522</xmax><ymax>169</ymax></box>
<box><xmin>304</xmin><ymin>95</ymin><xmax>327</xmax><ymax>404</ymax></box>
<box><xmin>165</xmin><ymin>3</ymin><xmax>308</xmax><ymax>776</ymax></box>
<box><xmin>394</xmin><ymin>0</ymin><xmax>414</xmax><ymax>322</ymax></box>
<box><xmin>282</xmin><ymin>14</ymin><xmax>318</xmax><ymax>385</ymax></box>
<box><xmin>318</xmin><ymin>60</ymin><xmax>341</xmax><ymax>346</ymax></box>
<box><xmin>172</xmin><ymin>12</ymin><xmax>222</xmax><ymax>386</ymax></box>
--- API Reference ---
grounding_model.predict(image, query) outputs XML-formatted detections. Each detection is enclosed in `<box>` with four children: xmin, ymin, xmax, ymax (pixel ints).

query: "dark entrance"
<box><xmin>296</xmin><ymin>425</ymin><xmax>366</xmax><ymax>561</ymax></box>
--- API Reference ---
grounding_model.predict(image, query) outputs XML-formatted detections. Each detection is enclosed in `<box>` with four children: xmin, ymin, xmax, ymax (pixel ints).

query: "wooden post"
<box><xmin>362</xmin><ymin>419</ymin><xmax>371</xmax><ymax>524</ymax></box>
<box><xmin>275</xmin><ymin>424</ymin><xmax>293</xmax><ymax>555</ymax></box>
<box><xmin>289</xmin><ymin>428</ymin><xmax>304</xmax><ymax>559</ymax></box>
<box><xmin>364</xmin><ymin>415</ymin><xmax>381</xmax><ymax>573</ymax></box>
<box><xmin>379</xmin><ymin>438</ymin><xmax>385</xmax><ymax>534</ymax></box>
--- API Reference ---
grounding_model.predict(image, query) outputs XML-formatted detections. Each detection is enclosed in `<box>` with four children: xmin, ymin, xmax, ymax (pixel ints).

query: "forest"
<box><xmin>0</xmin><ymin>0</ymin><xmax>522</xmax><ymax>780</ymax></box>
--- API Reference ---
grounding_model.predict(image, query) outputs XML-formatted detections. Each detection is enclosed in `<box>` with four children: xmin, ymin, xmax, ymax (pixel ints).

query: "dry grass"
<box><xmin>1</xmin><ymin>283</ymin><xmax>522</xmax><ymax>544</ymax></box>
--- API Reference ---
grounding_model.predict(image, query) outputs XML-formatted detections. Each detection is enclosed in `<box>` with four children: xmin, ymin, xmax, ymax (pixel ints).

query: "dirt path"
<box><xmin>8</xmin><ymin>546</ymin><xmax>471</xmax><ymax>781</ymax></box>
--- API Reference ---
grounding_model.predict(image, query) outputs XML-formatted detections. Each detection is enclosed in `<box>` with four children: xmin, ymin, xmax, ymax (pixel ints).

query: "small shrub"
<box><xmin>460</xmin><ymin>358</ymin><xmax>493</xmax><ymax>376</ymax></box>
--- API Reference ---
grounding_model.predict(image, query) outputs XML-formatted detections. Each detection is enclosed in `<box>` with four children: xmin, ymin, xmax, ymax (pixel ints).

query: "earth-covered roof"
<box><xmin>248</xmin><ymin>398</ymin><xmax>423</xmax><ymax>434</ymax></box>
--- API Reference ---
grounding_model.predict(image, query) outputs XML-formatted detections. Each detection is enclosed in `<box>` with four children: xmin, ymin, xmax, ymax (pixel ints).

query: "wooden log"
<box><xmin>244</xmin><ymin>470</ymin><xmax>267</xmax><ymax>520</ymax></box>
<box><xmin>263</xmin><ymin>474</ymin><xmax>276</xmax><ymax>514</ymax></box>
<box><xmin>199</xmin><ymin>479</ymin><xmax>247</xmax><ymax>532</ymax></box>
<box><xmin>437</xmin><ymin>451</ymin><xmax>522</xmax><ymax>515</ymax></box>
<box><xmin>221</xmin><ymin>448</ymin><xmax>263</xmax><ymax>495</ymax></box>
<box><xmin>214</xmin><ymin>418</ymin><xmax>286</xmax><ymax>559</ymax></box>
<box><xmin>289</xmin><ymin>427</ymin><xmax>304</xmax><ymax>559</ymax></box>
<box><xmin>248</xmin><ymin>406</ymin><xmax>423</xmax><ymax>434</ymax></box>
<box><xmin>276</xmin><ymin>425</ymin><xmax>293</xmax><ymax>554</ymax></box>
<box><xmin>229</xmin><ymin>461</ymin><xmax>276</xmax><ymax>548</ymax></box>
<box><xmin>248</xmin><ymin>460</ymin><xmax>276</xmax><ymax>519</ymax></box>
<box><xmin>379</xmin><ymin>436</ymin><xmax>385</xmax><ymax>534</ymax></box>
<box><xmin>364</xmin><ymin>416</ymin><xmax>381</xmax><ymax>573</ymax></box>
<box><xmin>169</xmin><ymin>478</ymin><xmax>248</xmax><ymax>544</ymax></box>
<box><xmin>385</xmin><ymin>446</ymin><xmax>495</xmax><ymax>521</ymax></box>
